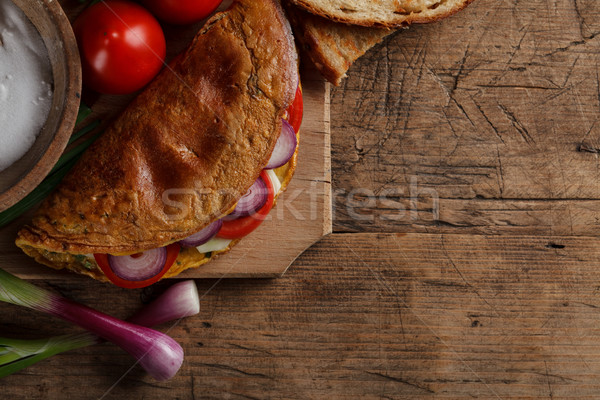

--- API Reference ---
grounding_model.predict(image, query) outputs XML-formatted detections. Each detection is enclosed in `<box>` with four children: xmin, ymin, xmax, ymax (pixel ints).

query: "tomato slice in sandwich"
<box><xmin>217</xmin><ymin>170</ymin><xmax>275</xmax><ymax>239</ymax></box>
<box><xmin>286</xmin><ymin>84</ymin><xmax>303</xmax><ymax>134</ymax></box>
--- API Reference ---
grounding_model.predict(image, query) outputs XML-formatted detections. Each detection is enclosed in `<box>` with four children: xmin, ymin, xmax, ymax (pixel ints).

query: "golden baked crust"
<box><xmin>16</xmin><ymin>0</ymin><xmax>298</xmax><ymax>256</ymax></box>
<box><xmin>287</xmin><ymin>0</ymin><xmax>475</xmax><ymax>28</ymax></box>
<box><xmin>285</xmin><ymin>4</ymin><xmax>393</xmax><ymax>86</ymax></box>
<box><xmin>17</xmin><ymin>147</ymin><xmax>298</xmax><ymax>282</ymax></box>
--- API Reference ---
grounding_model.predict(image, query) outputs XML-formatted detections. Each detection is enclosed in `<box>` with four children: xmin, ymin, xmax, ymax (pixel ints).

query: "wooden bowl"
<box><xmin>0</xmin><ymin>0</ymin><xmax>81</xmax><ymax>212</ymax></box>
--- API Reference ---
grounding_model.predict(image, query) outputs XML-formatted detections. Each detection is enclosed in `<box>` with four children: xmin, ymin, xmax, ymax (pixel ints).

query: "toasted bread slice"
<box><xmin>286</xmin><ymin>4</ymin><xmax>393</xmax><ymax>85</ymax></box>
<box><xmin>288</xmin><ymin>0</ymin><xmax>474</xmax><ymax>28</ymax></box>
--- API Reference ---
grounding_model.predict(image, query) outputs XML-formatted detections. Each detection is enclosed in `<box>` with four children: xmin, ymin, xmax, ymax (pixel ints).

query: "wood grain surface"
<box><xmin>3</xmin><ymin>0</ymin><xmax>600</xmax><ymax>398</ymax></box>
<box><xmin>4</xmin><ymin>233</ymin><xmax>600</xmax><ymax>399</ymax></box>
<box><xmin>331</xmin><ymin>0</ymin><xmax>600</xmax><ymax>236</ymax></box>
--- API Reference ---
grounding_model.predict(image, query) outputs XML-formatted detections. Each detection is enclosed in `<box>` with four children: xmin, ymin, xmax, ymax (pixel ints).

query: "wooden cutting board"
<box><xmin>0</xmin><ymin>1</ymin><xmax>332</xmax><ymax>279</ymax></box>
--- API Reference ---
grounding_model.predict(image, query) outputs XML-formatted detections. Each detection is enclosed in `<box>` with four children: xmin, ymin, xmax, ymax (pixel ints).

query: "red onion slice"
<box><xmin>223</xmin><ymin>176</ymin><xmax>268</xmax><ymax>220</ymax></box>
<box><xmin>265</xmin><ymin>119</ymin><xmax>297</xmax><ymax>169</ymax></box>
<box><xmin>107</xmin><ymin>248</ymin><xmax>167</xmax><ymax>282</ymax></box>
<box><xmin>178</xmin><ymin>220</ymin><xmax>223</xmax><ymax>248</ymax></box>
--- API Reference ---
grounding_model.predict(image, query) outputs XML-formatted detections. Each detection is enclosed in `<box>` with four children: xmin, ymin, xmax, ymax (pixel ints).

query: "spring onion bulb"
<box><xmin>0</xmin><ymin>280</ymin><xmax>199</xmax><ymax>378</ymax></box>
<box><xmin>129</xmin><ymin>280</ymin><xmax>199</xmax><ymax>326</ymax></box>
<box><xmin>0</xmin><ymin>269</ymin><xmax>195</xmax><ymax>380</ymax></box>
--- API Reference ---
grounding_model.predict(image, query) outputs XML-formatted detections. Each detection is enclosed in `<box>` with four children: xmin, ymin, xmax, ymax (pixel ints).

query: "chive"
<box><xmin>78</xmin><ymin>0</ymin><xmax>102</xmax><ymax>6</ymax></box>
<box><xmin>0</xmin><ymin>350</ymin><xmax>24</xmax><ymax>366</ymax></box>
<box><xmin>51</xmin><ymin>131</ymin><xmax>101</xmax><ymax>175</ymax></box>
<box><xmin>0</xmin><ymin>352</ymin><xmax>60</xmax><ymax>378</ymax></box>
<box><xmin>75</xmin><ymin>103</ymin><xmax>91</xmax><ymax>126</ymax></box>
<box><xmin>0</xmin><ymin>113</ymin><xmax>101</xmax><ymax>228</ymax></box>
<box><xmin>0</xmin><ymin>333</ymin><xmax>98</xmax><ymax>379</ymax></box>
<box><xmin>69</xmin><ymin>119</ymin><xmax>100</xmax><ymax>146</ymax></box>
<box><xmin>0</xmin><ymin>157</ymin><xmax>79</xmax><ymax>228</ymax></box>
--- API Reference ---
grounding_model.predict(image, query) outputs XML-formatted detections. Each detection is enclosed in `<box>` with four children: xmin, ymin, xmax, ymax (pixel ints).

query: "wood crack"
<box><xmin>365</xmin><ymin>371</ymin><xmax>435</xmax><ymax>393</ymax></box>
<box><xmin>199</xmin><ymin>363</ymin><xmax>271</xmax><ymax>379</ymax></box>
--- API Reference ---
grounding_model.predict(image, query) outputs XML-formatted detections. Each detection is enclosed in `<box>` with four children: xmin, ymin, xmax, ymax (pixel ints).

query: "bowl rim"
<box><xmin>0</xmin><ymin>0</ymin><xmax>82</xmax><ymax>212</ymax></box>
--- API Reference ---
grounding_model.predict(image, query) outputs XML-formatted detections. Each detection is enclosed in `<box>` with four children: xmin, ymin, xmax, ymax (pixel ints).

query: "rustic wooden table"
<box><xmin>4</xmin><ymin>0</ymin><xmax>600</xmax><ymax>398</ymax></box>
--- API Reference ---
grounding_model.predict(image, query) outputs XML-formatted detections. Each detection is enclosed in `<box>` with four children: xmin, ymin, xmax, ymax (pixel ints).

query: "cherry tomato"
<box><xmin>217</xmin><ymin>171</ymin><xmax>275</xmax><ymax>239</ymax></box>
<box><xmin>285</xmin><ymin>84</ymin><xmax>303</xmax><ymax>133</ymax></box>
<box><xmin>73</xmin><ymin>0</ymin><xmax>166</xmax><ymax>95</ymax></box>
<box><xmin>142</xmin><ymin>0</ymin><xmax>223</xmax><ymax>25</ymax></box>
<box><xmin>94</xmin><ymin>243</ymin><xmax>181</xmax><ymax>289</ymax></box>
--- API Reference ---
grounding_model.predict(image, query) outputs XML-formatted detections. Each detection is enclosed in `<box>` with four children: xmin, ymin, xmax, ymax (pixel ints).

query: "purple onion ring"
<box><xmin>107</xmin><ymin>248</ymin><xmax>168</xmax><ymax>281</ymax></box>
<box><xmin>265</xmin><ymin>119</ymin><xmax>297</xmax><ymax>170</ymax></box>
<box><xmin>178</xmin><ymin>219</ymin><xmax>223</xmax><ymax>248</ymax></box>
<box><xmin>223</xmin><ymin>175</ymin><xmax>268</xmax><ymax>220</ymax></box>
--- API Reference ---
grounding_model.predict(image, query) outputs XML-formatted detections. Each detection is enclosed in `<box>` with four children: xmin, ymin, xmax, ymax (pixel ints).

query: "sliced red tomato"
<box><xmin>285</xmin><ymin>84</ymin><xmax>303</xmax><ymax>133</ymax></box>
<box><xmin>217</xmin><ymin>171</ymin><xmax>275</xmax><ymax>239</ymax></box>
<box><xmin>94</xmin><ymin>243</ymin><xmax>181</xmax><ymax>289</ymax></box>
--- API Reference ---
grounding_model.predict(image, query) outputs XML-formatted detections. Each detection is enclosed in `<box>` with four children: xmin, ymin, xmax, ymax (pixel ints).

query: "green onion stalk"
<box><xmin>0</xmin><ymin>104</ymin><xmax>100</xmax><ymax>228</ymax></box>
<box><xmin>0</xmin><ymin>333</ymin><xmax>96</xmax><ymax>378</ymax></box>
<box><xmin>0</xmin><ymin>270</ymin><xmax>199</xmax><ymax>380</ymax></box>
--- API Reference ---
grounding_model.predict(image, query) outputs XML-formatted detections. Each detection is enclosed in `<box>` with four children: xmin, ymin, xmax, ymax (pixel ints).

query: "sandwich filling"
<box><xmin>18</xmin><ymin>141</ymin><xmax>298</xmax><ymax>282</ymax></box>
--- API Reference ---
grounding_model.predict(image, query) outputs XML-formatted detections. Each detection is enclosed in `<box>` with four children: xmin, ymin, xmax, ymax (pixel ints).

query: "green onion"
<box><xmin>51</xmin><ymin>129</ymin><xmax>101</xmax><ymax>175</ymax></box>
<box><xmin>78</xmin><ymin>0</ymin><xmax>102</xmax><ymax>6</ymax></box>
<box><xmin>0</xmin><ymin>333</ymin><xmax>95</xmax><ymax>378</ymax></box>
<box><xmin>68</xmin><ymin>119</ymin><xmax>100</xmax><ymax>146</ymax></box>
<box><xmin>0</xmin><ymin>157</ymin><xmax>78</xmax><ymax>228</ymax></box>
<box><xmin>0</xmin><ymin>105</ymin><xmax>100</xmax><ymax>228</ymax></box>
<box><xmin>75</xmin><ymin>103</ymin><xmax>92</xmax><ymax>125</ymax></box>
<box><xmin>0</xmin><ymin>268</ymin><xmax>186</xmax><ymax>381</ymax></box>
<box><xmin>0</xmin><ymin>280</ymin><xmax>199</xmax><ymax>378</ymax></box>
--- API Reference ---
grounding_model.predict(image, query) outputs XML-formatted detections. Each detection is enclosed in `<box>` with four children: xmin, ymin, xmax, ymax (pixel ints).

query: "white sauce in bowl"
<box><xmin>0</xmin><ymin>0</ymin><xmax>53</xmax><ymax>172</ymax></box>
